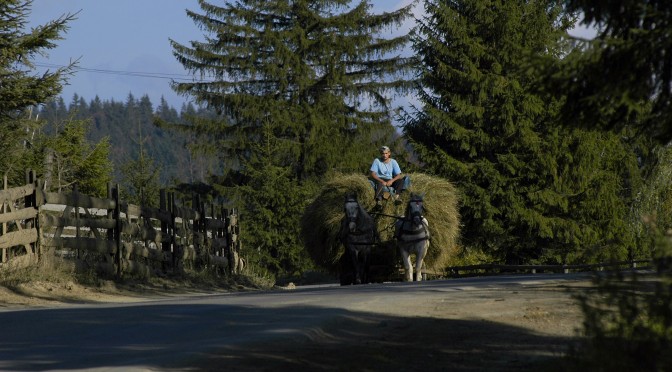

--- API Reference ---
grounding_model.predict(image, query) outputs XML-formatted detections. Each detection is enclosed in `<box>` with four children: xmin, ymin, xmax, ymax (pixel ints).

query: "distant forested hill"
<box><xmin>38</xmin><ymin>93</ymin><xmax>218</xmax><ymax>186</ymax></box>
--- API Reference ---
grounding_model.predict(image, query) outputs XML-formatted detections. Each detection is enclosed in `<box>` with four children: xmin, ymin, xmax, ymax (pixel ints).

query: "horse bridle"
<box><xmin>408</xmin><ymin>198</ymin><xmax>425</xmax><ymax>220</ymax></box>
<box><xmin>344</xmin><ymin>197</ymin><xmax>360</xmax><ymax>223</ymax></box>
<box><xmin>344</xmin><ymin>196</ymin><xmax>375</xmax><ymax>244</ymax></box>
<box><xmin>398</xmin><ymin>197</ymin><xmax>430</xmax><ymax>242</ymax></box>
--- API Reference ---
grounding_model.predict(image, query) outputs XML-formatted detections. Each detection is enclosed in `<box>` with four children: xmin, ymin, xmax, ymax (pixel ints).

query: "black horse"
<box><xmin>338</xmin><ymin>193</ymin><xmax>377</xmax><ymax>285</ymax></box>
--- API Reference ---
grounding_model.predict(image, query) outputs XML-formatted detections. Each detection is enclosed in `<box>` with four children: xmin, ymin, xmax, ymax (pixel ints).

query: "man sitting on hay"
<box><xmin>369</xmin><ymin>145</ymin><xmax>410</xmax><ymax>206</ymax></box>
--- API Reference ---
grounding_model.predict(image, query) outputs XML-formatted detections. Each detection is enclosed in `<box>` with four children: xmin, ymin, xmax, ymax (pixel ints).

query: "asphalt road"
<box><xmin>0</xmin><ymin>273</ymin><xmax>591</xmax><ymax>371</ymax></box>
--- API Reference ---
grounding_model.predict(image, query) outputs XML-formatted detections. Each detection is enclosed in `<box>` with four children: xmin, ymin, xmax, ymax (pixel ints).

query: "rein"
<box><xmin>369</xmin><ymin>211</ymin><xmax>403</xmax><ymax>219</ymax></box>
<box><xmin>399</xmin><ymin>236</ymin><xmax>430</xmax><ymax>244</ymax></box>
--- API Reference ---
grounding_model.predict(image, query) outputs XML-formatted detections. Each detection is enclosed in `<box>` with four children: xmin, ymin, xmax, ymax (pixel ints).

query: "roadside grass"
<box><xmin>0</xmin><ymin>253</ymin><xmax>275</xmax><ymax>295</ymax></box>
<box><xmin>0</xmin><ymin>254</ymin><xmax>80</xmax><ymax>289</ymax></box>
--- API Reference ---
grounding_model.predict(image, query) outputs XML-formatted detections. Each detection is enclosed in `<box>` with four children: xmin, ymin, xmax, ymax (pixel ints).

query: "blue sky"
<box><xmin>29</xmin><ymin>1</ymin><xmax>594</xmax><ymax>111</ymax></box>
<box><xmin>29</xmin><ymin>0</ymin><xmax>414</xmax><ymax>110</ymax></box>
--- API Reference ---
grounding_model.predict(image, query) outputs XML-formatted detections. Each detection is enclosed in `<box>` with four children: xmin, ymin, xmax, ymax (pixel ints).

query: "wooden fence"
<box><xmin>443</xmin><ymin>260</ymin><xmax>651</xmax><ymax>278</ymax></box>
<box><xmin>0</xmin><ymin>171</ymin><xmax>242</xmax><ymax>278</ymax></box>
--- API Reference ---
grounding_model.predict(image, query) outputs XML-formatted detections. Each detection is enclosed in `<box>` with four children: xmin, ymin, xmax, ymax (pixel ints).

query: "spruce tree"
<box><xmin>120</xmin><ymin>95</ymin><xmax>162</xmax><ymax>207</ymax></box>
<box><xmin>0</xmin><ymin>0</ymin><xmax>75</xmax><ymax>182</ymax></box>
<box><xmin>554</xmin><ymin>4</ymin><xmax>672</xmax><ymax>366</ymax></box>
<box><xmin>403</xmin><ymin>0</ymin><xmax>642</xmax><ymax>264</ymax></box>
<box><xmin>170</xmin><ymin>0</ymin><xmax>416</xmax><ymax>277</ymax></box>
<box><xmin>119</xmin><ymin>148</ymin><xmax>161</xmax><ymax>207</ymax></box>
<box><xmin>170</xmin><ymin>0</ymin><xmax>415</xmax><ymax>181</ymax></box>
<box><xmin>27</xmin><ymin>117</ymin><xmax>113</xmax><ymax>197</ymax></box>
<box><xmin>558</xmin><ymin>0</ymin><xmax>672</xmax><ymax>142</ymax></box>
<box><xmin>236</xmin><ymin>124</ymin><xmax>316</xmax><ymax>277</ymax></box>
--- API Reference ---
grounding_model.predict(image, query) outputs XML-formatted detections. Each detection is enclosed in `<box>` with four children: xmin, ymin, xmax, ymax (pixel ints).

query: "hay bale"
<box><xmin>301</xmin><ymin>172</ymin><xmax>461</xmax><ymax>273</ymax></box>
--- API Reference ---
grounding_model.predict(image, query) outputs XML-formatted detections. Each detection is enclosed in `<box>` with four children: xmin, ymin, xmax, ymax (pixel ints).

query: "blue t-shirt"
<box><xmin>370</xmin><ymin>158</ymin><xmax>401</xmax><ymax>180</ymax></box>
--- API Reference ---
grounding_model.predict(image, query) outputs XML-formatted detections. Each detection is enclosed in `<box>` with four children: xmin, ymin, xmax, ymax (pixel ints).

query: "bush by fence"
<box><xmin>0</xmin><ymin>171</ymin><xmax>242</xmax><ymax>278</ymax></box>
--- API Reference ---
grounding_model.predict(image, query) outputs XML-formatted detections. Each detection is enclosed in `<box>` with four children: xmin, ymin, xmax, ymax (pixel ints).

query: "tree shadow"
<box><xmin>0</xmin><ymin>294</ymin><xmax>577</xmax><ymax>371</ymax></box>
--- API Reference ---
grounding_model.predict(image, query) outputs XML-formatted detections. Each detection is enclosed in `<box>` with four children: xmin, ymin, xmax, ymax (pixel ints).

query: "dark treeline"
<box><xmin>37</xmin><ymin>94</ymin><xmax>218</xmax><ymax>185</ymax></box>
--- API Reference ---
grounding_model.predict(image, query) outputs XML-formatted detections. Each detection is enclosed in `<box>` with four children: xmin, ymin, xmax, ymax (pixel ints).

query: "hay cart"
<box><xmin>337</xmin><ymin>207</ymin><xmax>404</xmax><ymax>285</ymax></box>
<box><xmin>301</xmin><ymin>173</ymin><xmax>461</xmax><ymax>285</ymax></box>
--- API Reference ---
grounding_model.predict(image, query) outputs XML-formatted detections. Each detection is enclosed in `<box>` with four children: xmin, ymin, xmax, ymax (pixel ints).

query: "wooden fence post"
<box><xmin>106</xmin><ymin>182</ymin><xmax>115</xmax><ymax>274</ymax></box>
<box><xmin>35</xmin><ymin>178</ymin><xmax>44</xmax><ymax>258</ymax></box>
<box><xmin>107</xmin><ymin>183</ymin><xmax>114</xmax><ymax>242</ymax></box>
<box><xmin>2</xmin><ymin>174</ymin><xmax>6</xmax><ymax>263</ymax></box>
<box><xmin>224</xmin><ymin>208</ymin><xmax>231</xmax><ymax>274</ymax></box>
<box><xmin>160</xmin><ymin>189</ymin><xmax>170</xmax><ymax>271</ymax></box>
<box><xmin>219</xmin><ymin>203</ymin><xmax>225</xmax><ymax>259</ymax></box>
<box><xmin>113</xmin><ymin>184</ymin><xmax>122</xmax><ymax>277</ymax></box>
<box><xmin>232</xmin><ymin>208</ymin><xmax>240</xmax><ymax>273</ymax></box>
<box><xmin>73</xmin><ymin>184</ymin><xmax>80</xmax><ymax>260</ymax></box>
<box><xmin>169</xmin><ymin>191</ymin><xmax>177</xmax><ymax>271</ymax></box>
<box><xmin>192</xmin><ymin>193</ymin><xmax>200</xmax><ymax>268</ymax></box>
<box><xmin>225</xmin><ymin>208</ymin><xmax>240</xmax><ymax>275</ymax></box>
<box><xmin>24</xmin><ymin>170</ymin><xmax>36</xmax><ymax>259</ymax></box>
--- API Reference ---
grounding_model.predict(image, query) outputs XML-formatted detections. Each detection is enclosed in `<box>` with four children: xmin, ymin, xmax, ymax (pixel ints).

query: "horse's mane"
<box><xmin>357</xmin><ymin>203</ymin><xmax>375</xmax><ymax>230</ymax></box>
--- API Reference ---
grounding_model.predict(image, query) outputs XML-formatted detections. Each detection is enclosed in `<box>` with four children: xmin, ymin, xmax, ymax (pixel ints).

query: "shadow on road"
<box><xmin>0</xmin><ymin>298</ymin><xmax>575</xmax><ymax>371</ymax></box>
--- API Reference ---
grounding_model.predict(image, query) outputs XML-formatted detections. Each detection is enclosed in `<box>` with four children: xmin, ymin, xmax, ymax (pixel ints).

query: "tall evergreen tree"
<box><xmin>170</xmin><ymin>0</ymin><xmax>416</xmax><ymax>276</ymax></box>
<box><xmin>403</xmin><ymin>0</ymin><xmax>642</xmax><ymax>264</ymax></box>
<box><xmin>119</xmin><ymin>148</ymin><xmax>161</xmax><ymax>207</ymax></box>
<box><xmin>0</xmin><ymin>0</ymin><xmax>75</xmax><ymax>182</ymax></box>
<box><xmin>27</xmin><ymin>117</ymin><xmax>113</xmax><ymax>197</ymax></box>
<box><xmin>557</xmin><ymin>0</ymin><xmax>672</xmax><ymax>142</ymax></box>
<box><xmin>237</xmin><ymin>124</ymin><xmax>316</xmax><ymax>277</ymax></box>
<box><xmin>120</xmin><ymin>94</ymin><xmax>162</xmax><ymax>207</ymax></box>
<box><xmin>170</xmin><ymin>0</ymin><xmax>415</xmax><ymax>182</ymax></box>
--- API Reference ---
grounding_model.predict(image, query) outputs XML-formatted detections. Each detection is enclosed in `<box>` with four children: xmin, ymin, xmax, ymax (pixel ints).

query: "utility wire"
<box><xmin>34</xmin><ymin>62</ymin><xmax>215</xmax><ymax>82</ymax></box>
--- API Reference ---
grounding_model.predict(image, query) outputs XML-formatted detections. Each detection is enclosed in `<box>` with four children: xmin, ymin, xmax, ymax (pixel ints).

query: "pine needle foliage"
<box><xmin>170</xmin><ymin>1</ymin><xmax>417</xmax><ymax>277</ymax></box>
<box><xmin>170</xmin><ymin>0</ymin><xmax>415</xmax><ymax>181</ymax></box>
<box><xmin>569</xmin><ymin>259</ymin><xmax>672</xmax><ymax>370</ymax></box>
<box><xmin>403</xmin><ymin>0</ymin><xmax>643</xmax><ymax>264</ymax></box>
<box><xmin>27</xmin><ymin>117</ymin><xmax>113</xmax><ymax>197</ymax></box>
<box><xmin>119</xmin><ymin>148</ymin><xmax>161</xmax><ymax>208</ymax></box>
<box><xmin>236</xmin><ymin>124</ymin><xmax>318</xmax><ymax>278</ymax></box>
<box><xmin>555</xmin><ymin>0</ymin><xmax>672</xmax><ymax>143</ymax></box>
<box><xmin>0</xmin><ymin>0</ymin><xmax>76</xmax><ymax>182</ymax></box>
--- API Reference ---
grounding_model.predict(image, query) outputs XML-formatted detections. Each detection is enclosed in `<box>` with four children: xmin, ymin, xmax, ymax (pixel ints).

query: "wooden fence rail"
<box><xmin>444</xmin><ymin>259</ymin><xmax>652</xmax><ymax>278</ymax></box>
<box><xmin>0</xmin><ymin>172</ymin><xmax>242</xmax><ymax>278</ymax></box>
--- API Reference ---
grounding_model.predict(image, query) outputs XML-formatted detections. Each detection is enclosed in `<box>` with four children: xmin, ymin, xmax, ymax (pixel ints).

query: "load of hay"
<box><xmin>301</xmin><ymin>172</ymin><xmax>461</xmax><ymax>275</ymax></box>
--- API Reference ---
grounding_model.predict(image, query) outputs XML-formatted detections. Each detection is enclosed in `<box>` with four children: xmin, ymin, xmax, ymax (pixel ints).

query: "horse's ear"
<box><xmin>409</xmin><ymin>192</ymin><xmax>425</xmax><ymax>202</ymax></box>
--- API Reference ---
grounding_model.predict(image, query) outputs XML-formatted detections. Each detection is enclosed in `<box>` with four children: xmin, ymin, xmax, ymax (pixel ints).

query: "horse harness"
<box><xmin>345</xmin><ymin>229</ymin><xmax>377</xmax><ymax>246</ymax></box>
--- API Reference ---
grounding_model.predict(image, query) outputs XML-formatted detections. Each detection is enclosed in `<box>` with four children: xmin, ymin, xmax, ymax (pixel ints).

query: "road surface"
<box><xmin>0</xmin><ymin>273</ymin><xmax>592</xmax><ymax>371</ymax></box>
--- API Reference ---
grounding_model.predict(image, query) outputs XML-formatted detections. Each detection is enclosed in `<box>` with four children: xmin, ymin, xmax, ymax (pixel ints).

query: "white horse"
<box><xmin>395</xmin><ymin>194</ymin><xmax>430</xmax><ymax>281</ymax></box>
